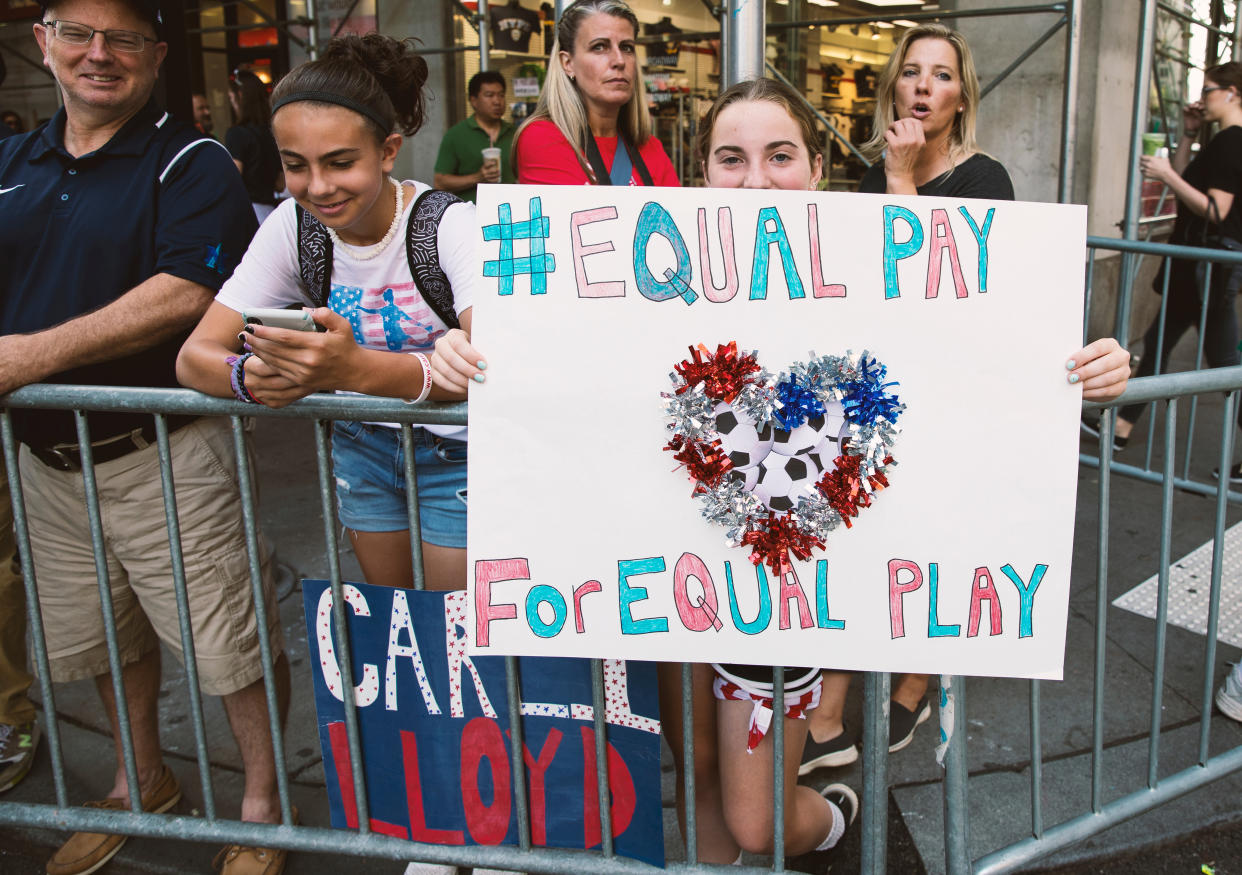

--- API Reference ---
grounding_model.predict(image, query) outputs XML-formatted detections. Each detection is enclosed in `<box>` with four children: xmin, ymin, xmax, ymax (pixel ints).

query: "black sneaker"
<box><xmin>1212</xmin><ymin>463</ymin><xmax>1242</xmax><ymax>484</ymax></box>
<box><xmin>798</xmin><ymin>723</ymin><xmax>859</xmax><ymax>775</ymax></box>
<box><xmin>1080</xmin><ymin>414</ymin><xmax>1128</xmax><ymax>452</ymax></box>
<box><xmin>889</xmin><ymin>698</ymin><xmax>931</xmax><ymax>752</ymax></box>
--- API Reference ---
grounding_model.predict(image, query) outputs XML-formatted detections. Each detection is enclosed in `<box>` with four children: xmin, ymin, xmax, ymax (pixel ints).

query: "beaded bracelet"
<box><xmin>228</xmin><ymin>352</ymin><xmax>263</xmax><ymax>405</ymax></box>
<box><xmin>404</xmin><ymin>351</ymin><xmax>433</xmax><ymax>404</ymax></box>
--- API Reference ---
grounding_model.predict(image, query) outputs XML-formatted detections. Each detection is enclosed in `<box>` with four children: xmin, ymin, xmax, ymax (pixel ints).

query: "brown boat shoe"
<box><xmin>46</xmin><ymin>764</ymin><xmax>181</xmax><ymax>875</ymax></box>
<box><xmin>213</xmin><ymin>807</ymin><xmax>299</xmax><ymax>875</ymax></box>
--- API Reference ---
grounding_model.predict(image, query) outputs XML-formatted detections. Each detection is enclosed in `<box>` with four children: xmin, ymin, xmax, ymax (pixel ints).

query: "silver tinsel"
<box><xmin>844</xmin><ymin>419</ymin><xmax>901</xmax><ymax>483</ymax></box>
<box><xmin>662</xmin><ymin>380</ymin><xmax>717</xmax><ymax>441</ymax></box>
<box><xmin>731</xmin><ymin>370</ymin><xmax>778</xmax><ymax>428</ymax></box>
<box><xmin>792</xmin><ymin>492</ymin><xmax>845</xmax><ymax>540</ymax></box>
<box><xmin>696</xmin><ymin>476</ymin><xmax>765</xmax><ymax>547</ymax></box>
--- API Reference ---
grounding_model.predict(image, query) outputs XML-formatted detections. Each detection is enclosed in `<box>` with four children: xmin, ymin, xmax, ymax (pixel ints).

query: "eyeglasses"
<box><xmin>42</xmin><ymin>20</ymin><xmax>158</xmax><ymax>53</ymax></box>
<box><xmin>1202</xmin><ymin>85</ymin><xmax>1225</xmax><ymax>97</ymax></box>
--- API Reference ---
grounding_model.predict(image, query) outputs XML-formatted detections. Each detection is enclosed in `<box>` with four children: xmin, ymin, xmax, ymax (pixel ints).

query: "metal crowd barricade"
<box><xmin>934</xmin><ymin>238</ymin><xmax>1242</xmax><ymax>871</ymax></box>
<box><xmin>1082</xmin><ymin>235</ymin><xmax>1242</xmax><ymax>501</ymax></box>
<box><xmin>939</xmin><ymin>364</ymin><xmax>1242</xmax><ymax>873</ymax></box>
<box><xmin>0</xmin><ymin>385</ymin><xmax>901</xmax><ymax>873</ymax></box>
<box><xmin>17</xmin><ymin>241</ymin><xmax>1242</xmax><ymax>872</ymax></box>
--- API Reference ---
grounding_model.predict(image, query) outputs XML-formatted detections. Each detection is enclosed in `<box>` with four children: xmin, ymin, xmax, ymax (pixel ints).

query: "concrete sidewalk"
<box><xmin>5</xmin><ymin>369</ymin><xmax>1242</xmax><ymax>873</ymax></box>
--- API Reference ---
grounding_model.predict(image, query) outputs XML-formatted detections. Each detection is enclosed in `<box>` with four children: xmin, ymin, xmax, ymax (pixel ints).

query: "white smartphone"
<box><xmin>242</xmin><ymin>307</ymin><xmax>325</xmax><ymax>332</ymax></box>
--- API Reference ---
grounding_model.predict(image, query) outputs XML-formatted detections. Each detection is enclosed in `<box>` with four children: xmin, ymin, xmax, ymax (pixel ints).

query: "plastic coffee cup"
<box><xmin>1141</xmin><ymin>133</ymin><xmax>1165</xmax><ymax>156</ymax></box>
<box><xmin>482</xmin><ymin>146</ymin><xmax>501</xmax><ymax>165</ymax></box>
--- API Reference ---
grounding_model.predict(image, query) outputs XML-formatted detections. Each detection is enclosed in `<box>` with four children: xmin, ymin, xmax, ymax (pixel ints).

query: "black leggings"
<box><xmin>1119</xmin><ymin>252</ymin><xmax>1242</xmax><ymax>427</ymax></box>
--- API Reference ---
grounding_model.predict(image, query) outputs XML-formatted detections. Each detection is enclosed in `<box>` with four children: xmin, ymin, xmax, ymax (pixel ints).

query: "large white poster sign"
<box><xmin>467</xmin><ymin>184</ymin><xmax>1086</xmax><ymax>680</ymax></box>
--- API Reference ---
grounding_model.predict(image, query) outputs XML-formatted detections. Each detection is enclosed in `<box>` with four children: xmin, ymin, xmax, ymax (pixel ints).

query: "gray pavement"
<box><xmin>6</xmin><ymin>342</ymin><xmax>1242</xmax><ymax>873</ymax></box>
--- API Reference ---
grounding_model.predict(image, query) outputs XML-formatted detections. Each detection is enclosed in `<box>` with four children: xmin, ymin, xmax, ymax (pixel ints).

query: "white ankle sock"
<box><xmin>815</xmin><ymin>799</ymin><xmax>845</xmax><ymax>851</ymax></box>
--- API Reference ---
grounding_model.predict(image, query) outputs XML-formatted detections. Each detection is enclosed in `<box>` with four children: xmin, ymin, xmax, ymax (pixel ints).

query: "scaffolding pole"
<box><xmin>1234</xmin><ymin>1</ymin><xmax>1242</xmax><ymax>61</ymax></box>
<box><xmin>723</xmin><ymin>0</ymin><xmax>764</xmax><ymax>88</ymax></box>
<box><xmin>306</xmin><ymin>0</ymin><xmax>319</xmax><ymax>59</ymax></box>
<box><xmin>1116</xmin><ymin>0</ymin><xmax>1159</xmax><ymax>346</ymax></box>
<box><xmin>1058</xmin><ymin>0</ymin><xmax>1080</xmax><ymax>203</ymax></box>
<box><xmin>479</xmin><ymin>0</ymin><xmax>491</xmax><ymax>71</ymax></box>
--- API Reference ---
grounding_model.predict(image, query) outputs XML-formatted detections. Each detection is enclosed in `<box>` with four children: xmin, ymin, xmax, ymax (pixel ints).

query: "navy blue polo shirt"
<box><xmin>0</xmin><ymin>100</ymin><xmax>256</xmax><ymax>445</ymax></box>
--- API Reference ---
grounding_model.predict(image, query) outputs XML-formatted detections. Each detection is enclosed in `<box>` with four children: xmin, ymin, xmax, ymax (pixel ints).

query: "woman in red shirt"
<box><xmin>513</xmin><ymin>0</ymin><xmax>678</xmax><ymax>187</ymax></box>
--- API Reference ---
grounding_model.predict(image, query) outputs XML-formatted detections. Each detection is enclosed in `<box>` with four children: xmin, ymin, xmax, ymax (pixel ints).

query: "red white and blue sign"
<box><xmin>302</xmin><ymin>581</ymin><xmax>665</xmax><ymax>867</ymax></box>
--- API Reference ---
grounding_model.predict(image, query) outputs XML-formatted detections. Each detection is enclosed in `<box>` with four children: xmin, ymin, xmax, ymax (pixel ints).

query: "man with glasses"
<box><xmin>0</xmin><ymin>3</ymin><xmax>292</xmax><ymax>874</ymax></box>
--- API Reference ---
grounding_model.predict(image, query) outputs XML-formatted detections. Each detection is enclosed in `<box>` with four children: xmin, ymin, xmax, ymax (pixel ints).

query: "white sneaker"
<box><xmin>820</xmin><ymin>782</ymin><xmax>859</xmax><ymax>828</ymax></box>
<box><xmin>1215</xmin><ymin>663</ymin><xmax>1242</xmax><ymax>722</ymax></box>
<box><xmin>402</xmin><ymin>865</ymin><xmax>456</xmax><ymax>875</ymax></box>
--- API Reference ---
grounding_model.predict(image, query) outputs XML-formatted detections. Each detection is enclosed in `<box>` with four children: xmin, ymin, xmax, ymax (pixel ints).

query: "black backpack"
<box><xmin>295</xmin><ymin>188</ymin><xmax>462</xmax><ymax>330</ymax></box>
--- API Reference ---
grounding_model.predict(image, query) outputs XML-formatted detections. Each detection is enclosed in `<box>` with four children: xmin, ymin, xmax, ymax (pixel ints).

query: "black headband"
<box><xmin>271</xmin><ymin>90</ymin><xmax>392</xmax><ymax>134</ymax></box>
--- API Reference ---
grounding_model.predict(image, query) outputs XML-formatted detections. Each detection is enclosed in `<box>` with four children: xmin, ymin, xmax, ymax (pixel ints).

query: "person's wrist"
<box><xmin>227</xmin><ymin>353</ymin><xmax>263</xmax><ymax>405</ymax></box>
<box><xmin>402</xmin><ymin>351</ymin><xmax>433</xmax><ymax>404</ymax></box>
<box><xmin>886</xmin><ymin>170</ymin><xmax>915</xmax><ymax>189</ymax></box>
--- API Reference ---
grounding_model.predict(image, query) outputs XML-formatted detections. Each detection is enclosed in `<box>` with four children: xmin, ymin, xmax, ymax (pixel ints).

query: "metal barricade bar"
<box><xmin>950</xmin><ymin>360</ymin><xmax>1242</xmax><ymax>872</ymax></box>
<box><xmin>1084</xmin><ymin>235</ymin><xmax>1242</xmax><ymax>501</ymax></box>
<box><xmin>152</xmin><ymin>413</ymin><xmax>216</xmax><ymax>821</ymax></box>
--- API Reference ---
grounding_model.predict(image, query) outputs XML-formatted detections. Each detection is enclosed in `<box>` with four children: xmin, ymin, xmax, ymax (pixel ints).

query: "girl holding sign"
<box><xmin>691</xmin><ymin>77</ymin><xmax>859</xmax><ymax>863</ymax></box>
<box><xmin>692</xmin><ymin>71</ymin><xmax>1135</xmax><ymax>861</ymax></box>
<box><xmin>177</xmin><ymin>34</ymin><xmax>485</xmax><ymax>594</ymax></box>
<box><xmin>512</xmin><ymin>0</ymin><xmax>679</xmax><ymax>187</ymax></box>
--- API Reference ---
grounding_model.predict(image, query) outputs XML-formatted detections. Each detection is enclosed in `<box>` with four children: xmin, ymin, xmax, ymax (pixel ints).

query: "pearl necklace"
<box><xmin>328</xmin><ymin>176</ymin><xmax>404</xmax><ymax>260</ymax></box>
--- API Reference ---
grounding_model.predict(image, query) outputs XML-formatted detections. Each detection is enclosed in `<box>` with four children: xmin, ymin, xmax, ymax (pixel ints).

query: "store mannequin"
<box><xmin>491</xmin><ymin>0</ymin><xmax>540</xmax><ymax>52</ymax></box>
<box><xmin>644</xmin><ymin>15</ymin><xmax>683</xmax><ymax>67</ymax></box>
<box><xmin>822</xmin><ymin>62</ymin><xmax>844</xmax><ymax>98</ymax></box>
<box><xmin>855</xmin><ymin>63</ymin><xmax>877</xmax><ymax>98</ymax></box>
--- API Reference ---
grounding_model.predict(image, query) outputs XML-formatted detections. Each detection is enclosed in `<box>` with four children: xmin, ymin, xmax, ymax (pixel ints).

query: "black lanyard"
<box><xmin>584</xmin><ymin>133</ymin><xmax>654</xmax><ymax>186</ymax></box>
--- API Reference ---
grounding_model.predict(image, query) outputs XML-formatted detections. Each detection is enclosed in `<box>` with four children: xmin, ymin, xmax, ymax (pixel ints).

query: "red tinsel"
<box><xmin>815</xmin><ymin>454</ymin><xmax>893</xmax><ymax>526</ymax></box>
<box><xmin>743</xmin><ymin>513</ymin><xmax>825</xmax><ymax>577</ymax></box>
<box><xmin>665</xmin><ymin>434</ymin><xmax>733</xmax><ymax>492</ymax></box>
<box><xmin>674</xmin><ymin>341</ymin><xmax>761</xmax><ymax>403</ymax></box>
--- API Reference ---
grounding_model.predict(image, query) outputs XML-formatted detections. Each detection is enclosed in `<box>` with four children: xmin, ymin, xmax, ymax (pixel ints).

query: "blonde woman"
<box><xmin>513</xmin><ymin>0</ymin><xmax>678</xmax><ymax>186</ymax></box>
<box><xmin>859</xmin><ymin>23</ymin><xmax>1012</xmax><ymax>199</ymax></box>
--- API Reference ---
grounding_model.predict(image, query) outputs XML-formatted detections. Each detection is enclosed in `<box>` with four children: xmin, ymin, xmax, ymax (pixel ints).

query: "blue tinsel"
<box><xmin>773</xmin><ymin>375</ymin><xmax>826</xmax><ymax>431</ymax></box>
<box><xmin>840</xmin><ymin>353</ymin><xmax>904</xmax><ymax>427</ymax></box>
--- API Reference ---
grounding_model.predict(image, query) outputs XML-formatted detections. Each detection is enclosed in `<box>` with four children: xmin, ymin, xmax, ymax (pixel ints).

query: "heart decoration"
<box><xmin>662</xmin><ymin>341</ymin><xmax>904</xmax><ymax>576</ymax></box>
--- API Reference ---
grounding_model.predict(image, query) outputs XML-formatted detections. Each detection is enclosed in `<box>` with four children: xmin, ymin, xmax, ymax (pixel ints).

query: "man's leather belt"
<box><xmin>29</xmin><ymin>416</ymin><xmax>197</xmax><ymax>472</ymax></box>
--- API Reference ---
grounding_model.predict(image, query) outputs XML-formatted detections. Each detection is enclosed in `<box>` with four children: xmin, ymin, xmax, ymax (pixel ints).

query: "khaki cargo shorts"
<box><xmin>19</xmin><ymin>417</ymin><xmax>283</xmax><ymax>696</ymax></box>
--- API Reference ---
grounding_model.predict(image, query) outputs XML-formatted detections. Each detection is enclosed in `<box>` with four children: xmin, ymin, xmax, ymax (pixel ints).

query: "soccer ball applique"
<box><xmin>714</xmin><ymin>401</ymin><xmax>774</xmax><ymax>470</ymax></box>
<box><xmin>662</xmin><ymin>342</ymin><xmax>904</xmax><ymax>573</ymax></box>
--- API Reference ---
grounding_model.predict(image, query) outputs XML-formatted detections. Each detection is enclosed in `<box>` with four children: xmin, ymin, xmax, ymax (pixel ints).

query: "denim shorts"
<box><xmin>331</xmin><ymin>421</ymin><xmax>467</xmax><ymax>548</ymax></box>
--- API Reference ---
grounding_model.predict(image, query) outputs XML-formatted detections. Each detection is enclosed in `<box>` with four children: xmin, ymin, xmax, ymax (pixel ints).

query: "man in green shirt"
<box><xmin>434</xmin><ymin>71</ymin><xmax>516</xmax><ymax>203</ymax></box>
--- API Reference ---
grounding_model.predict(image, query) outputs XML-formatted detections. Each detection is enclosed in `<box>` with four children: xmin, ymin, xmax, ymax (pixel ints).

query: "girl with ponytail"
<box><xmin>178</xmin><ymin>33</ymin><xmax>486</xmax><ymax>593</ymax></box>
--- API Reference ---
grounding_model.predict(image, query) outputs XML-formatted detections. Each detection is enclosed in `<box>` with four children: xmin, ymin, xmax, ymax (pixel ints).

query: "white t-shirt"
<box><xmin>216</xmin><ymin>180</ymin><xmax>475</xmax><ymax>439</ymax></box>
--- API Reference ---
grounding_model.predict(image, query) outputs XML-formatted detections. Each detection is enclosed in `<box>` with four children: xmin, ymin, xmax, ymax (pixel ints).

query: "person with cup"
<box><xmin>1084</xmin><ymin>62</ymin><xmax>1242</xmax><ymax>457</ymax></box>
<box><xmin>433</xmin><ymin>70</ymin><xmax>515</xmax><ymax>202</ymax></box>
